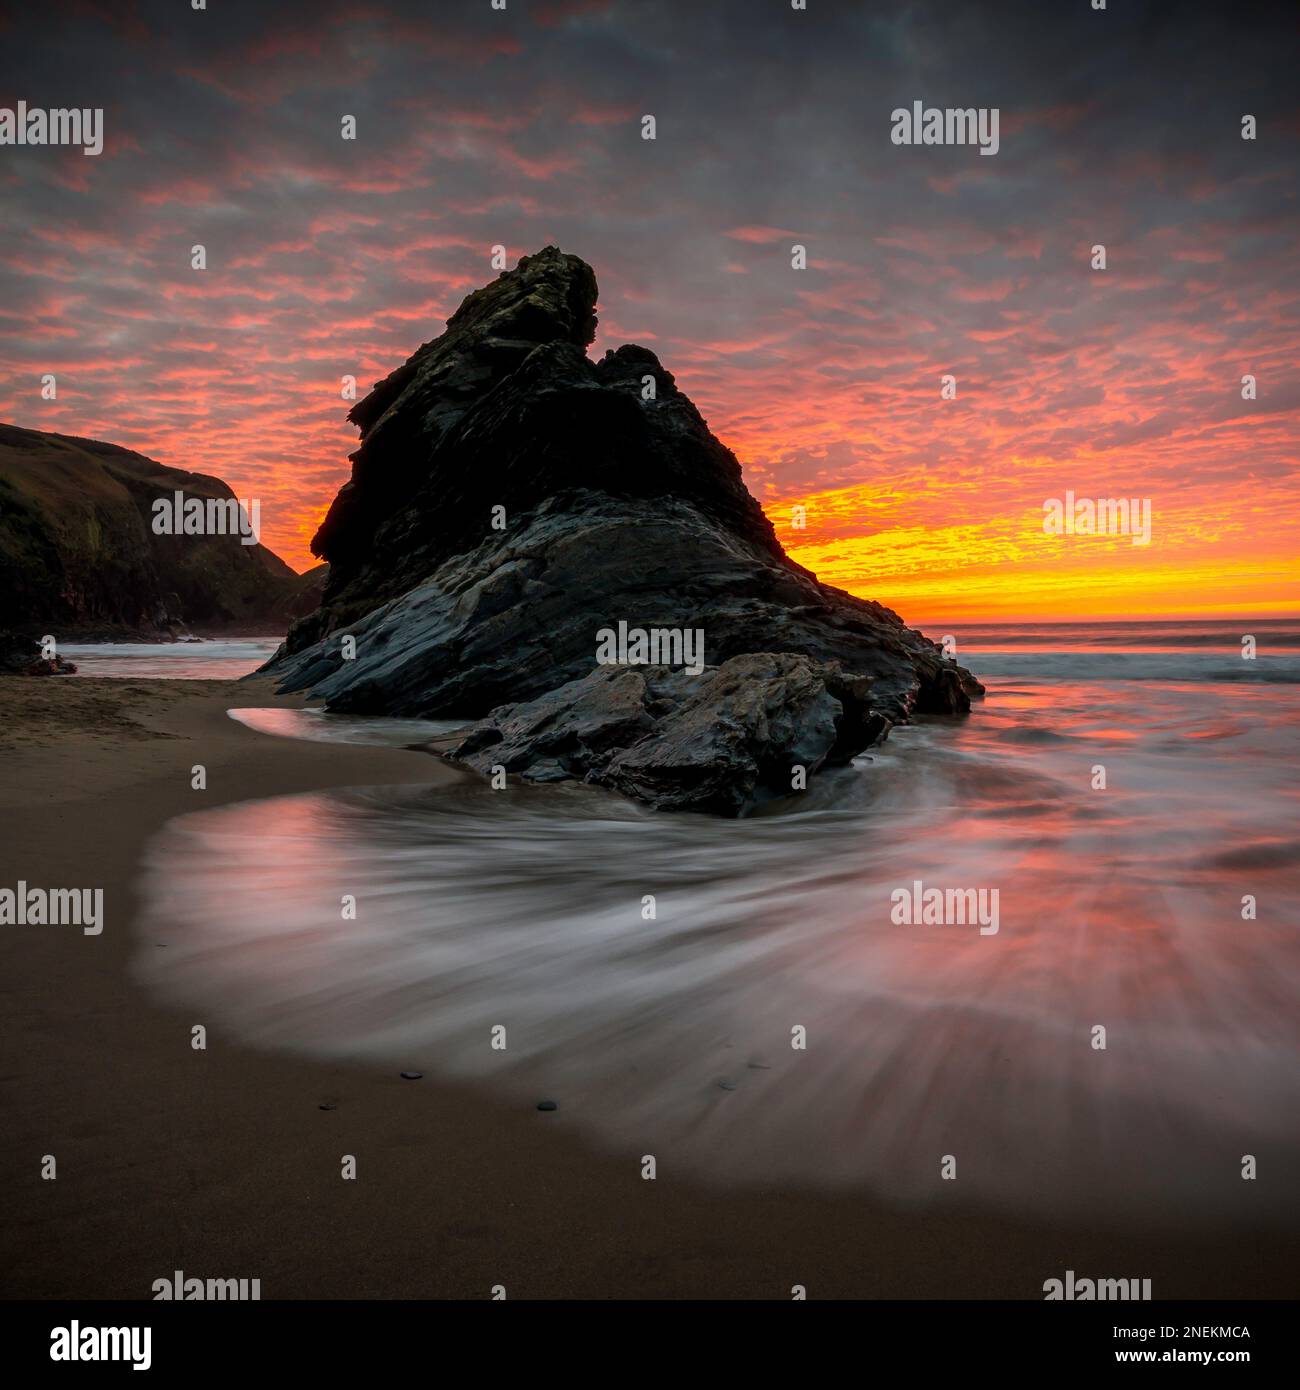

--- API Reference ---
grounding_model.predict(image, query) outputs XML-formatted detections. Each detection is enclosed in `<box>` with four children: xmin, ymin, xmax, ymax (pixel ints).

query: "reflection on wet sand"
<box><xmin>136</xmin><ymin>678</ymin><xmax>1300</xmax><ymax>1227</ymax></box>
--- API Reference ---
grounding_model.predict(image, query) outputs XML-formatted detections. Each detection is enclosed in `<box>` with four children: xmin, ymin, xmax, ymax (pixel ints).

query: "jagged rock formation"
<box><xmin>267</xmin><ymin>247</ymin><xmax>983</xmax><ymax>813</ymax></box>
<box><xmin>0</xmin><ymin>424</ymin><xmax>316</xmax><ymax>637</ymax></box>
<box><xmin>433</xmin><ymin>654</ymin><xmax>890</xmax><ymax>815</ymax></box>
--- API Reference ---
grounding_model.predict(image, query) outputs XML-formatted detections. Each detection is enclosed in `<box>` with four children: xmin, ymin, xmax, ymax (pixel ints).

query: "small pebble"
<box><xmin>537</xmin><ymin>1100</ymin><xmax>558</xmax><ymax>1112</ymax></box>
<box><xmin>400</xmin><ymin>1071</ymin><xmax>423</xmax><ymax>1080</ymax></box>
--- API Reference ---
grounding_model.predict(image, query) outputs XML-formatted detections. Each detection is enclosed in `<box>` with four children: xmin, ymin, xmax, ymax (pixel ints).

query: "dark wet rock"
<box><xmin>441</xmin><ymin>653</ymin><xmax>891</xmax><ymax>815</ymax></box>
<box><xmin>601</xmin><ymin>655</ymin><xmax>888</xmax><ymax>814</ymax></box>
<box><xmin>263</xmin><ymin>247</ymin><xmax>983</xmax><ymax>811</ymax></box>
<box><xmin>23</xmin><ymin>654</ymin><xmax>78</xmax><ymax>676</ymax></box>
<box><xmin>0</xmin><ymin>631</ymin><xmax>76</xmax><ymax>674</ymax></box>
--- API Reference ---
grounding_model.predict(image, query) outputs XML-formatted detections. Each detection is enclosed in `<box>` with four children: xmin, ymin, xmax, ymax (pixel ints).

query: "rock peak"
<box><xmin>311</xmin><ymin>247</ymin><xmax>775</xmax><ymax>597</ymax></box>
<box><xmin>443</xmin><ymin>245</ymin><xmax>598</xmax><ymax>353</ymax></box>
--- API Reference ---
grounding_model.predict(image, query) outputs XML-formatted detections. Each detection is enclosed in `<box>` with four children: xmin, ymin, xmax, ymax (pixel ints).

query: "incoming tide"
<box><xmin>64</xmin><ymin>638</ymin><xmax>282</xmax><ymax>680</ymax></box>
<box><xmin>130</xmin><ymin>620</ymin><xmax>1300</xmax><ymax>1226</ymax></box>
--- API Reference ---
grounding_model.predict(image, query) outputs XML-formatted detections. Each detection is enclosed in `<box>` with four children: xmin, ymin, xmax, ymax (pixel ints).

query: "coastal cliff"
<box><xmin>0</xmin><ymin>424</ymin><xmax>317</xmax><ymax>637</ymax></box>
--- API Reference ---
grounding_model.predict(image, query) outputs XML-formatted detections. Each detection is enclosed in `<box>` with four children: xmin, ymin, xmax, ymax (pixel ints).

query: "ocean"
<box><xmin>125</xmin><ymin>619</ymin><xmax>1300</xmax><ymax>1226</ymax></box>
<box><xmin>63</xmin><ymin>637</ymin><xmax>282</xmax><ymax>680</ymax></box>
<box><xmin>63</xmin><ymin>619</ymin><xmax>1300</xmax><ymax>683</ymax></box>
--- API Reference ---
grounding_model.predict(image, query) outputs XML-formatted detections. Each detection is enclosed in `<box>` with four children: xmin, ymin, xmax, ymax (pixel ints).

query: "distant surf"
<box><xmin>64</xmin><ymin>638</ymin><xmax>281</xmax><ymax>680</ymax></box>
<box><xmin>936</xmin><ymin>618</ymin><xmax>1300</xmax><ymax>683</ymax></box>
<box><xmin>63</xmin><ymin>621</ymin><xmax>1300</xmax><ymax>684</ymax></box>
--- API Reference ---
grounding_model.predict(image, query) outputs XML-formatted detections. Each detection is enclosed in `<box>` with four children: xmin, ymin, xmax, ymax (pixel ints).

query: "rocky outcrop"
<box><xmin>266</xmin><ymin>247</ymin><xmax>982</xmax><ymax>814</ymax></box>
<box><xmin>0</xmin><ymin>424</ymin><xmax>317</xmax><ymax>637</ymax></box>
<box><xmin>0</xmin><ymin>630</ymin><xmax>76</xmax><ymax>675</ymax></box>
<box><xmin>434</xmin><ymin>654</ymin><xmax>890</xmax><ymax>815</ymax></box>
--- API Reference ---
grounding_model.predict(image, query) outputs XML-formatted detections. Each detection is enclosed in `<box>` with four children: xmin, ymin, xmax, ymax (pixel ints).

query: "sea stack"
<box><xmin>265</xmin><ymin>247</ymin><xmax>983</xmax><ymax>813</ymax></box>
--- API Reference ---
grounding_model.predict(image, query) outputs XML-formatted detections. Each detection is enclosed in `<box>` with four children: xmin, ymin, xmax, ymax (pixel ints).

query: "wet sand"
<box><xmin>0</xmin><ymin>676</ymin><xmax>1294</xmax><ymax>1299</ymax></box>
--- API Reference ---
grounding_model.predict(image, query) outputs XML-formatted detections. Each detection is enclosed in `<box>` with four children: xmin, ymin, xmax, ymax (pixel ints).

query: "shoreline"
<box><xmin>0</xmin><ymin>676</ymin><xmax>1296</xmax><ymax>1299</ymax></box>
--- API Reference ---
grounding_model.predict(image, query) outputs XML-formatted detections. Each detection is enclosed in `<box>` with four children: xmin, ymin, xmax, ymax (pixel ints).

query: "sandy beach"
<box><xmin>0</xmin><ymin>675</ymin><xmax>1293</xmax><ymax>1300</ymax></box>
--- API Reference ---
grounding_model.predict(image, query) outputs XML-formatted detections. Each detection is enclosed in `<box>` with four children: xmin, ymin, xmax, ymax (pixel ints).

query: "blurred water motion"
<box><xmin>64</xmin><ymin>638</ymin><xmax>281</xmax><ymax>679</ymax></box>
<box><xmin>228</xmin><ymin>706</ymin><xmax>465</xmax><ymax>746</ymax></box>
<box><xmin>136</xmin><ymin>676</ymin><xmax>1300</xmax><ymax>1225</ymax></box>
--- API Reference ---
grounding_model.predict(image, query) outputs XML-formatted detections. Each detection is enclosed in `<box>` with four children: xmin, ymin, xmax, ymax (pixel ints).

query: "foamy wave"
<box><xmin>134</xmin><ymin>679</ymin><xmax>1300</xmax><ymax>1227</ymax></box>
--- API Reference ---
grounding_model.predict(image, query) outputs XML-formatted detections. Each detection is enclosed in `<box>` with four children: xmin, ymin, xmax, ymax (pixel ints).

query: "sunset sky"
<box><xmin>1</xmin><ymin>0</ymin><xmax>1296</xmax><ymax>623</ymax></box>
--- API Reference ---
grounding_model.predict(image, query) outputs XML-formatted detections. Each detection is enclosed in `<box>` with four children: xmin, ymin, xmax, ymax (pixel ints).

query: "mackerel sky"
<box><xmin>2</xmin><ymin>0</ymin><xmax>1296</xmax><ymax>619</ymax></box>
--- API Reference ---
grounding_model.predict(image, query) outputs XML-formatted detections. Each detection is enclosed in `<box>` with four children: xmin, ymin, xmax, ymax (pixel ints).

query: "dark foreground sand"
<box><xmin>0</xmin><ymin>676</ymin><xmax>1294</xmax><ymax>1299</ymax></box>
